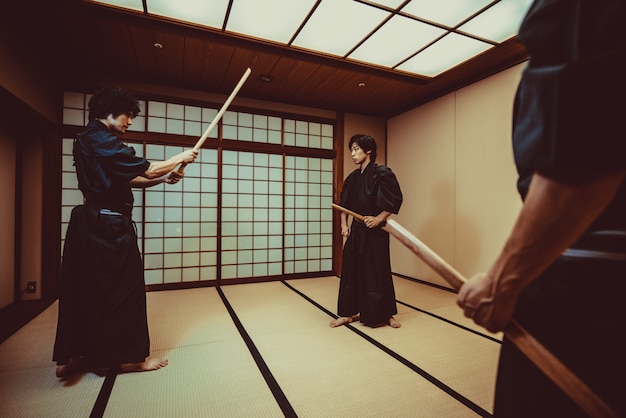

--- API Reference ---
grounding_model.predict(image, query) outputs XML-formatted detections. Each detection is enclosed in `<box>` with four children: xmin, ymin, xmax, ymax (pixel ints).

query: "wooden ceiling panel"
<box><xmin>95</xmin><ymin>20</ymin><xmax>138</xmax><ymax>77</ymax></box>
<box><xmin>230</xmin><ymin>49</ymin><xmax>281</xmax><ymax>98</ymax></box>
<box><xmin>294</xmin><ymin>67</ymin><xmax>357</xmax><ymax>106</ymax></box>
<box><xmin>224</xmin><ymin>47</ymin><xmax>279</xmax><ymax>96</ymax></box>
<box><xmin>60</xmin><ymin>15</ymin><xmax>139</xmax><ymax>83</ymax></box>
<box><xmin>129</xmin><ymin>25</ymin><xmax>185</xmax><ymax>84</ymax></box>
<box><xmin>183</xmin><ymin>37</ymin><xmax>236</xmax><ymax>92</ymax></box>
<box><xmin>257</xmin><ymin>56</ymin><xmax>321</xmax><ymax>104</ymax></box>
<box><xmin>44</xmin><ymin>1</ymin><xmax>528</xmax><ymax>118</ymax></box>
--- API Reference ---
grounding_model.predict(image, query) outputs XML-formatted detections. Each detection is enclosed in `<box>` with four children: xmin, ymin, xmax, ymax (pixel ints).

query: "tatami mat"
<box><xmin>222</xmin><ymin>280</ymin><xmax>487</xmax><ymax>417</ymax></box>
<box><xmin>0</xmin><ymin>276</ymin><xmax>500</xmax><ymax>417</ymax></box>
<box><xmin>286</xmin><ymin>277</ymin><xmax>500</xmax><ymax>412</ymax></box>
<box><xmin>0</xmin><ymin>302</ymin><xmax>105</xmax><ymax>418</ymax></box>
<box><xmin>104</xmin><ymin>288</ymin><xmax>283</xmax><ymax>418</ymax></box>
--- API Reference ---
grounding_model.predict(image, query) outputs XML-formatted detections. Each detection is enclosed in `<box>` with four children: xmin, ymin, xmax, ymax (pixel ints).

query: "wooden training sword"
<box><xmin>177</xmin><ymin>67</ymin><xmax>252</xmax><ymax>174</ymax></box>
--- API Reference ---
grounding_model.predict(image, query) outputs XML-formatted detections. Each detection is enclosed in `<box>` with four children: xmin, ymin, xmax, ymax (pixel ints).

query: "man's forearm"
<box><xmin>130</xmin><ymin>174</ymin><xmax>169</xmax><ymax>188</ymax></box>
<box><xmin>142</xmin><ymin>156</ymin><xmax>185</xmax><ymax>179</ymax></box>
<box><xmin>490</xmin><ymin>171</ymin><xmax>626</xmax><ymax>296</ymax></box>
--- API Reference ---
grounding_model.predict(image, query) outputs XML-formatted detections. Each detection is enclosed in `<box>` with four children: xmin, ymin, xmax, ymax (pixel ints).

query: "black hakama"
<box><xmin>337</xmin><ymin>163</ymin><xmax>403</xmax><ymax>326</ymax></box>
<box><xmin>53</xmin><ymin>119</ymin><xmax>151</xmax><ymax>367</ymax></box>
<box><xmin>53</xmin><ymin>205</ymin><xmax>149</xmax><ymax>366</ymax></box>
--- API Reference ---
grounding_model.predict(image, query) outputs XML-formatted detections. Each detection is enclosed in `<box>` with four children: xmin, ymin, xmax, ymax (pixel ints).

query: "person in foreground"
<box><xmin>456</xmin><ymin>1</ymin><xmax>626</xmax><ymax>416</ymax></box>
<box><xmin>53</xmin><ymin>86</ymin><xmax>198</xmax><ymax>377</ymax></box>
<box><xmin>331</xmin><ymin>134</ymin><xmax>403</xmax><ymax>329</ymax></box>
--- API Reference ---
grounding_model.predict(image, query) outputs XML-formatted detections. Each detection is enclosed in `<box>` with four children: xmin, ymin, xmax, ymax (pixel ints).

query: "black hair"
<box><xmin>88</xmin><ymin>86</ymin><xmax>141</xmax><ymax>120</ymax></box>
<box><xmin>348</xmin><ymin>133</ymin><xmax>377</xmax><ymax>162</ymax></box>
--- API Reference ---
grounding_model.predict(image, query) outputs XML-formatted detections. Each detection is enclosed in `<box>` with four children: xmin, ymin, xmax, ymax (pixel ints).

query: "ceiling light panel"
<box><xmin>401</xmin><ymin>0</ymin><xmax>492</xmax><ymax>27</ymax></box>
<box><xmin>146</xmin><ymin>0</ymin><xmax>230</xmax><ymax>29</ymax></box>
<box><xmin>83</xmin><ymin>0</ymin><xmax>527</xmax><ymax>79</ymax></box>
<box><xmin>292</xmin><ymin>0</ymin><xmax>391</xmax><ymax>57</ymax></box>
<box><xmin>397</xmin><ymin>32</ymin><xmax>492</xmax><ymax>77</ymax></box>
<box><xmin>226</xmin><ymin>0</ymin><xmax>318</xmax><ymax>44</ymax></box>
<box><xmin>366</xmin><ymin>0</ymin><xmax>407</xmax><ymax>8</ymax></box>
<box><xmin>348</xmin><ymin>14</ymin><xmax>446</xmax><ymax>68</ymax></box>
<box><xmin>458</xmin><ymin>0</ymin><xmax>533</xmax><ymax>42</ymax></box>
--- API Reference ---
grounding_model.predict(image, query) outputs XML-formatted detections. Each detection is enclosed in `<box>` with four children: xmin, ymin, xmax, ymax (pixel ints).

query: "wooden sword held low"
<box><xmin>177</xmin><ymin>67</ymin><xmax>252</xmax><ymax>174</ymax></box>
<box><xmin>332</xmin><ymin>203</ymin><xmax>618</xmax><ymax>418</ymax></box>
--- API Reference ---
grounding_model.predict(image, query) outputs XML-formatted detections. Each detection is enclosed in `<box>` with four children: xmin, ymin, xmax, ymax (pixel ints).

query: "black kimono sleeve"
<box><xmin>373</xmin><ymin>165</ymin><xmax>403</xmax><ymax>214</ymax></box>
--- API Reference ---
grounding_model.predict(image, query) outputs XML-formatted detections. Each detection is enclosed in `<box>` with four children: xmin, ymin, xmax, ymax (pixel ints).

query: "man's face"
<box><xmin>106</xmin><ymin>112</ymin><xmax>133</xmax><ymax>134</ymax></box>
<box><xmin>350</xmin><ymin>143</ymin><xmax>370</xmax><ymax>166</ymax></box>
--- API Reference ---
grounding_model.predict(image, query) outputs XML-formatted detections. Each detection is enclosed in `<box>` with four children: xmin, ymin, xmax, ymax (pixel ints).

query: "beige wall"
<box><xmin>387</xmin><ymin>63</ymin><xmax>525</xmax><ymax>287</ymax></box>
<box><xmin>0</xmin><ymin>132</ymin><xmax>16</xmax><ymax>309</ymax></box>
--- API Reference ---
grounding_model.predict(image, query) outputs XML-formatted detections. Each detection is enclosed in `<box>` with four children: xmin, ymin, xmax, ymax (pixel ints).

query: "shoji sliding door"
<box><xmin>60</xmin><ymin>91</ymin><xmax>335</xmax><ymax>287</ymax></box>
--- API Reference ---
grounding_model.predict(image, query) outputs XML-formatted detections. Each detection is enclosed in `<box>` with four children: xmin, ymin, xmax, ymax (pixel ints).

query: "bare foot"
<box><xmin>120</xmin><ymin>356</ymin><xmax>168</xmax><ymax>373</ymax></box>
<box><xmin>388</xmin><ymin>317</ymin><xmax>401</xmax><ymax>328</ymax></box>
<box><xmin>56</xmin><ymin>365</ymin><xmax>71</xmax><ymax>378</ymax></box>
<box><xmin>329</xmin><ymin>314</ymin><xmax>359</xmax><ymax>328</ymax></box>
<box><xmin>56</xmin><ymin>357</ymin><xmax>88</xmax><ymax>377</ymax></box>
<box><xmin>329</xmin><ymin>316</ymin><xmax>352</xmax><ymax>327</ymax></box>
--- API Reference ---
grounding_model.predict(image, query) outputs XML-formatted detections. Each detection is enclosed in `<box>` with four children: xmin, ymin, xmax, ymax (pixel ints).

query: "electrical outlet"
<box><xmin>27</xmin><ymin>281</ymin><xmax>36</xmax><ymax>293</ymax></box>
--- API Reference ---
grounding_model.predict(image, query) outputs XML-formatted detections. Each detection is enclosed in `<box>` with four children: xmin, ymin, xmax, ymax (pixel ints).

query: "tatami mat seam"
<box><xmin>216</xmin><ymin>286</ymin><xmax>298</xmax><ymax>418</ymax></box>
<box><xmin>89</xmin><ymin>365</ymin><xmax>119</xmax><ymax>418</ymax></box>
<box><xmin>396</xmin><ymin>300</ymin><xmax>501</xmax><ymax>344</ymax></box>
<box><xmin>8</xmin><ymin>279</ymin><xmax>494</xmax><ymax>417</ymax></box>
<box><xmin>83</xmin><ymin>286</ymin><xmax>297</xmax><ymax>418</ymax></box>
<box><xmin>280</xmin><ymin>280</ymin><xmax>492</xmax><ymax>417</ymax></box>
<box><xmin>392</xmin><ymin>273</ymin><xmax>457</xmax><ymax>294</ymax></box>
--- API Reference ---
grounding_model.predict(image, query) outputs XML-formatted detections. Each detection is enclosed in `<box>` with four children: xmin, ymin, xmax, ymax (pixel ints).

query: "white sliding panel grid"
<box><xmin>221</xmin><ymin>150</ymin><xmax>284</xmax><ymax>280</ymax></box>
<box><xmin>222</xmin><ymin>110</ymin><xmax>283</xmax><ymax>144</ymax></box>
<box><xmin>143</xmin><ymin>145</ymin><xmax>219</xmax><ymax>285</ymax></box>
<box><xmin>284</xmin><ymin>156</ymin><xmax>334</xmax><ymax>274</ymax></box>
<box><xmin>60</xmin><ymin>137</ymin><xmax>82</xmax><ymax>254</ymax></box>
<box><xmin>284</xmin><ymin>119</ymin><xmax>334</xmax><ymax>150</ymax></box>
<box><xmin>62</xmin><ymin>92</ymin><xmax>89</xmax><ymax>127</ymax></box>
<box><xmin>61</xmin><ymin>91</ymin><xmax>336</xmax><ymax>286</ymax></box>
<box><xmin>147</xmin><ymin>101</ymin><xmax>218</xmax><ymax>138</ymax></box>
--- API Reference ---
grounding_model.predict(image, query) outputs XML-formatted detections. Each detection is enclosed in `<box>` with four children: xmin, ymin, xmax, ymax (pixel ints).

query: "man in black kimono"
<box><xmin>53</xmin><ymin>86</ymin><xmax>198</xmax><ymax>377</ymax></box>
<box><xmin>331</xmin><ymin>134</ymin><xmax>403</xmax><ymax>328</ymax></box>
<box><xmin>457</xmin><ymin>1</ymin><xmax>626</xmax><ymax>416</ymax></box>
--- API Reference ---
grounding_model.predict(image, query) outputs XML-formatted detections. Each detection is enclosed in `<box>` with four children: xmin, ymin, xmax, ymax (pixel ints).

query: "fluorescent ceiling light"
<box><xmin>348</xmin><ymin>14</ymin><xmax>445</xmax><ymax>68</ymax></box>
<box><xmin>367</xmin><ymin>0</ymin><xmax>406</xmax><ymax>8</ymax></box>
<box><xmin>84</xmin><ymin>0</ymin><xmax>527</xmax><ymax>78</ymax></box>
<box><xmin>147</xmin><ymin>0</ymin><xmax>230</xmax><ymax>29</ymax></box>
<box><xmin>226</xmin><ymin>0</ymin><xmax>318</xmax><ymax>44</ymax></box>
<box><xmin>397</xmin><ymin>32</ymin><xmax>492</xmax><ymax>77</ymax></box>
<box><xmin>292</xmin><ymin>0</ymin><xmax>390</xmax><ymax>57</ymax></box>
<box><xmin>459</xmin><ymin>0</ymin><xmax>533</xmax><ymax>42</ymax></box>
<box><xmin>401</xmin><ymin>0</ymin><xmax>492</xmax><ymax>27</ymax></box>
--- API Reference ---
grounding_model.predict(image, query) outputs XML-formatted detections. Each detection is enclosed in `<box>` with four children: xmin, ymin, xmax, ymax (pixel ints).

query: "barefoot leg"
<box><xmin>329</xmin><ymin>314</ymin><xmax>359</xmax><ymax>328</ymax></box>
<box><xmin>56</xmin><ymin>357</ymin><xmax>88</xmax><ymax>378</ymax></box>
<box><xmin>56</xmin><ymin>364</ymin><xmax>73</xmax><ymax>378</ymax></box>
<box><xmin>388</xmin><ymin>316</ymin><xmax>401</xmax><ymax>328</ymax></box>
<box><xmin>119</xmin><ymin>356</ymin><xmax>169</xmax><ymax>373</ymax></box>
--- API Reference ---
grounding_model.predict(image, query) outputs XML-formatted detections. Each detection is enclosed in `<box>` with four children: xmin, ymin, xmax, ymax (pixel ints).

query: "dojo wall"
<box><xmin>387</xmin><ymin>64</ymin><xmax>525</xmax><ymax>288</ymax></box>
<box><xmin>0</xmin><ymin>28</ymin><xmax>59</xmax><ymax>309</ymax></box>
<box><xmin>0</xmin><ymin>132</ymin><xmax>16</xmax><ymax>309</ymax></box>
